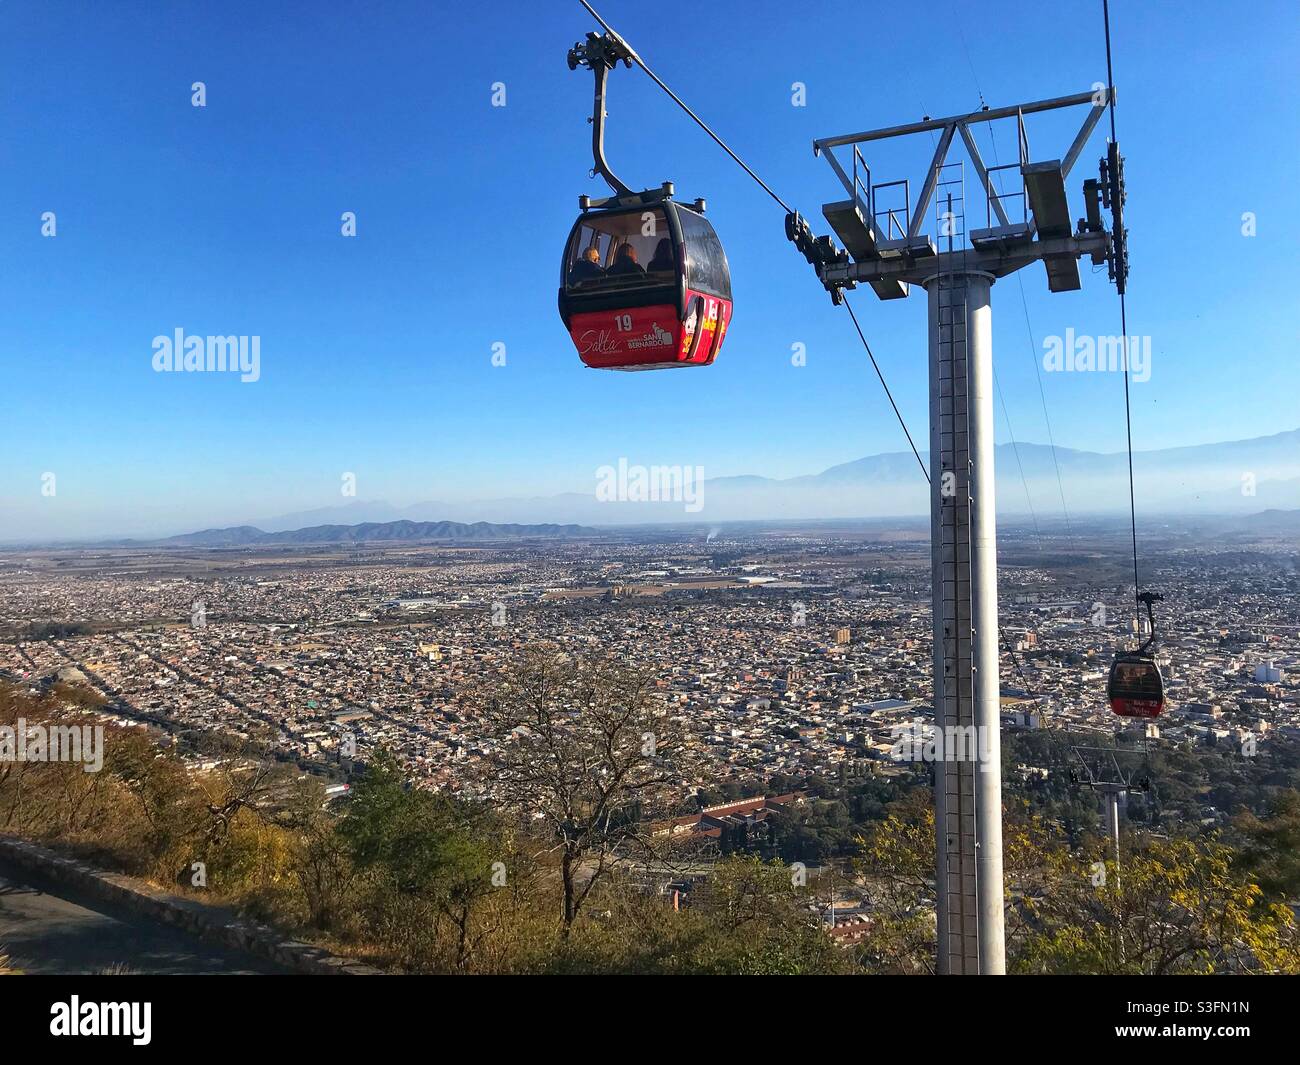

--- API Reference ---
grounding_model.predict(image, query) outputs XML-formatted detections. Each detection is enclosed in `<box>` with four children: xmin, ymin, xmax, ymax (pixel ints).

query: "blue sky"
<box><xmin>1</xmin><ymin>0</ymin><xmax>1296</xmax><ymax>539</ymax></box>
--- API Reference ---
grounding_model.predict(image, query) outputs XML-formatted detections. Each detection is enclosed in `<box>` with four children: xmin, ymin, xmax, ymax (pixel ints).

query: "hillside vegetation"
<box><xmin>3</xmin><ymin>666</ymin><xmax>1298</xmax><ymax>975</ymax></box>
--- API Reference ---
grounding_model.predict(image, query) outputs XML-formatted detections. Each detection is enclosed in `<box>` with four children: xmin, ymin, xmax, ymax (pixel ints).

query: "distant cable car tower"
<box><xmin>794</xmin><ymin>90</ymin><xmax>1128</xmax><ymax>974</ymax></box>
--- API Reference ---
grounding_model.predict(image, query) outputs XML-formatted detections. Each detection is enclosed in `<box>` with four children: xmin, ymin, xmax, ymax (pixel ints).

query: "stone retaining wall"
<box><xmin>0</xmin><ymin>835</ymin><xmax>381</xmax><ymax>975</ymax></box>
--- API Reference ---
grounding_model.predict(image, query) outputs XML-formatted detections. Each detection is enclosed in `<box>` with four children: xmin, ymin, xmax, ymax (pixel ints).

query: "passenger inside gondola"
<box><xmin>1113</xmin><ymin>661</ymin><xmax>1152</xmax><ymax>689</ymax></box>
<box><xmin>647</xmin><ymin>238</ymin><xmax>674</xmax><ymax>273</ymax></box>
<box><xmin>568</xmin><ymin>245</ymin><xmax>605</xmax><ymax>285</ymax></box>
<box><xmin>607</xmin><ymin>243</ymin><xmax>645</xmax><ymax>276</ymax></box>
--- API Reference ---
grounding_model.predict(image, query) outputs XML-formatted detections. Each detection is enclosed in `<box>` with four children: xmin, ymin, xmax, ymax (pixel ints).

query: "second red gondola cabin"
<box><xmin>1106</xmin><ymin>654</ymin><xmax>1165</xmax><ymax>718</ymax></box>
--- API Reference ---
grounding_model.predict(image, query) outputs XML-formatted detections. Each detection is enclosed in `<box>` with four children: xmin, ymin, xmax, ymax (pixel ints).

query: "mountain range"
<box><xmin>150</xmin><ymin>520</ymin><xmax>598</xmax><ymax>548</ymax></box>
<box><xmin>242</xmin><ymin>429</ymin><xmax>1300</xmax><ymax>529</ymax></box>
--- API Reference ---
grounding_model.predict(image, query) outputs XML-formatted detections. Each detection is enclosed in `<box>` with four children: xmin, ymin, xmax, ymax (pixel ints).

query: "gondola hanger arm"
<box><xmin>1136</xmin><ymin>590</ymin><xmax>1162</xmax><ymax>654</ymax></box>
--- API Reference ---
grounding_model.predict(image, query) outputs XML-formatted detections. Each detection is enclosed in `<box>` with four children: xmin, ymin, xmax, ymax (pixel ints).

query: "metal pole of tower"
<box><xmin>803</xmin><ymin>86</ymin><xmax>1117</xmax><ymax>974</ymax></box>
<box><xmin>966</xmin><ymin>271</ymin><xmax>1006</xmax><ymax>976</ymax></box>
<box><xmin>927</xmin><ymin>269</ymin><xmax>1005</xmax><ymax>975</ymax></box>
<box><xmin>1103</xmin><ymin>787</ymin><xmax>1121</xmax><ymax>863</ymax></box>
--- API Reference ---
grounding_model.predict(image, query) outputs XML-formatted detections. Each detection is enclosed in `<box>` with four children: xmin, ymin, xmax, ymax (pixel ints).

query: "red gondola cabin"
<box><xmin>558</xmin><ymin>201</ymin><xmax>732</xmax><ymax>370</ymax></box>
<box><xmin>1106</xmin><ymin>654</ymin><xmax>1165</xmax><ymax>718</ymax></box>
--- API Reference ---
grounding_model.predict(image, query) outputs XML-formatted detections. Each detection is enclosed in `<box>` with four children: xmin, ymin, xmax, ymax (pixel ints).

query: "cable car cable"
<box><xmin>995</xmin><ymin>371</ymin><xmax>1042</xmax><ymax>549</ymax></box>
<box><xmin>842</xmin><ymin>295</ymin><xmax>930</xmax><ymax>484</ymax></box>
<box><xmin>566</xmin><ymin>3</ymin><xmax>1158</xmax><ymax>773</ymax></box>
<box><xmin>899</xmin><ymin>34</ymin><xmax>1052</xmax><ymax>550</ymax></box>
<box><xmin>957</xmin><ymin>1</ymin><xmax>1119</xmax><ymax>745</ymax></box>
<box><xmin>1095</xmin><ymin>3</ymin><xmax>1166</xmax><ymax>726</ymax></box>
<box><xmin>997</xmin><ymin>625</ymin><xmax>1073</xmax><ymax>771</ymax></box>
<box><xmin>576</xmin><ymin>0</ymin><xmax>791</xmax><ymax>214</ymax></box>
<box><xmin>1102</xmin><ymin>0</ymin><xmax>1142</xmax><ymax>633</ymax></box>
<box><xmin>574</xmin><ymin>0</ymin><xmax>930</xmax><ymax>479</ymax></box>
<box><xmin>977</xmin><ymin>113</ymin><xmax>1076</xmax><ymax>542</ymax></box>
<box><xmin>1016</xmin><ymin>277</ymin><xmax>1075</xmax><ymax>540</ymax></box>
<box><xmin>948</xmin><ymin>14</ymin><xmax>1074</xmax><ymax>544</ymax></box>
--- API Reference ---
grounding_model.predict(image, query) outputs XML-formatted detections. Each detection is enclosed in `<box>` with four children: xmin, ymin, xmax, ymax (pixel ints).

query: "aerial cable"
<box><xmin>983</xmin><ymin>126</ymin><xmax>1077</xmax><ymax>540</ymax></box>
<box><xmin>575</xmin><ymin>0</ymin><xmax>927</xmax><ymax>481</ymax></box>
<box><xmin>1102</xmin><ymin>0</ymin><xmax>1143</xmax><ymax>636</ymax></box>
<box><xmin>945</xmin><ymin>9</ymin><xmax>1075</xmax><ymax>541</ymax></box>
<box><xmin>994</xmin><ymin>372</ymin><xmax>1042</xmax><ymax>547</ymax></box>
<box><xmin>577</xmin><ymin>0</ymin><xmax>790</xmax><ymax>213</ymax></box>
<box><xmin>843</xmin><ymin>295</ymin><xmax>930</xmax><ymax>484</ymax></box>
<box><xmin>1017</xmin><ymin>277</ymin><xmax>1075</xmax><ymax>539</ymax></box>
<box><xmin>911</xmin><ymin>28</ymin><xmax>1046</xmax><ymax>547</ymax></box>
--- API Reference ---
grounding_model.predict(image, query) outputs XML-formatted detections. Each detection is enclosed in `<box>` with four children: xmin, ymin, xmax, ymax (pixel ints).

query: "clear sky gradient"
<box><xmin>2</xmin><ymin>0</ymin><xmax>1296</xmax><ymax>539</ymax></box>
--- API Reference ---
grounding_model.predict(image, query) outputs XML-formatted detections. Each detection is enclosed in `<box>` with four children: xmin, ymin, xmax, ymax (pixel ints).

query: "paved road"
<box><xmin>0</xmin><ymin>858</ymin><xmax>288</xmax><ymax>974</ymax></box>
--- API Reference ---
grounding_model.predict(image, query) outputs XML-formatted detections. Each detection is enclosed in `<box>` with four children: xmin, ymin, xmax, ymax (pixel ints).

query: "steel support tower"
<box><xmin>929</xmin><ymin>266</ymin><xmax>1003</xmax><ymax>973</ymax></box>
<box><xmin>794</xmin><ymin>89</ymin><xmax>1127</xmax><ymax>974</ymax></box>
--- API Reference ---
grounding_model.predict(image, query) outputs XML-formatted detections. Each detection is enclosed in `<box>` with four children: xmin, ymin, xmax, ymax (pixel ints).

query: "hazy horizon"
<box><xmin>5</xmin><ymin>426</ymin><xmax>1297</xmax><ymax>544</ymax></box>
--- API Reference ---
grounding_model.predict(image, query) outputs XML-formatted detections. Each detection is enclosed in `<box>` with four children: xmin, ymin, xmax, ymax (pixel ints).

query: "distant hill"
<box><xmin>156</xmin><ymin>525</ymin><xmax>268</xmax><ymax>547</ymax></box>
<box><xmin>1190</xmin><ymin>508</ymin><xmax>1300</xmax><ymax>535</ymax></box>
<box><xmin>15</xmin><ymin>429</ymin><xmax>1292</xmax><ymax>547</ymax></box>
<box><xmin>242</xmin><ymin>429</ymin><xmax>1300</xmax><ymax>527</ymax></box>
<box><xmin>154</xmin><ymin>520</ymin><xmax>599</xmax><ymax>547</ymax></box>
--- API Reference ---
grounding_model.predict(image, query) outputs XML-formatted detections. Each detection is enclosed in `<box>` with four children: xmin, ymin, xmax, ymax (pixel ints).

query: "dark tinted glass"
<box><xmin>676</xmin><ymin>207</ymin><xmax>731</xmax><ymax>300</ymax></box>
<box><xmin>564</xmin><ymin>208</ymin><xmax>675</xmax><ymax>294</ymax></box>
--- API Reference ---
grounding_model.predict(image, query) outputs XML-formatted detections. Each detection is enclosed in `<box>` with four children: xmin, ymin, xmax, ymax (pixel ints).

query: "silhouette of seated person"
<box><xmin>647</xmin><ymin>238</ymin><xmax>675</xmax><ymax>273</ymax></box>
<box><xmin>606</xmin><ymin>243</ymin><xmax>646</xmax><ymax>277</ymax></box>
<box><xmin>568</xmin><ymin>245</ymin><xmax>605</xmax><ymax>285</ymax></box>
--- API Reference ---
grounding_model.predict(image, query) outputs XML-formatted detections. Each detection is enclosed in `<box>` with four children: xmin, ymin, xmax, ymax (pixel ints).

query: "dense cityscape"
<box><xmin>4</xmin><ymin>519</ymin><xmax>1296</xmax><ymax>804</ymax></box>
